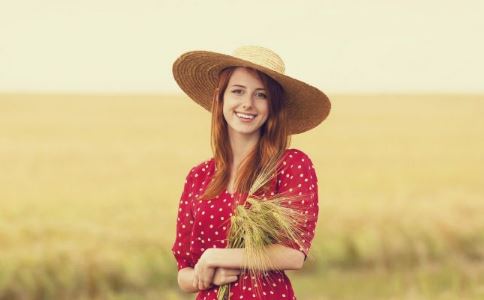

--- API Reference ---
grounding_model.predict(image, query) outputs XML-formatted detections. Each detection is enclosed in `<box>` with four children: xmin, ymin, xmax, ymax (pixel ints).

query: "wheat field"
<box><xmin>0</xmin><ymin>93</ymin><xmax>483</xmax><ymax>300</ymax></box>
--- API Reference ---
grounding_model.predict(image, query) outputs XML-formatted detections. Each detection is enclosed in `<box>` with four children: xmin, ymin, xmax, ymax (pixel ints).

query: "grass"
<box><xmin>0</xmin><ymin>92</ymin><xmax>483</xmax><ymax>299</ymax></box>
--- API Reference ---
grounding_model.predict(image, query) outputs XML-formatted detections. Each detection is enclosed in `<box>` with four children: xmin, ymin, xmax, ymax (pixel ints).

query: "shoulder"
<box><xmin>279</xmin><ymin>148</ymin><xmax>318</xmax><ymax>182</ymax></box>
<box><xmin>276</xmin><ymin>148</ymin><xmax>318</xmax><ymax>193</ymax></box>
<box><xmin>183</xmin><ymin>157</ymin><xmax>215</xmax><ymax>185</ymax></box>
<box><xmin>188</xmin><ymin>158</ymin><xmax>214</xmax><ymax>176</ymax></box>
<box><xmin>180</xmin><ymin>158</ymin><xmax>214</xmax><ymax>199</ymax></box>
<box><xmin>282</xmin><ymin>148</ymin><xmax>315</xmax><ymax>167</ymax></box>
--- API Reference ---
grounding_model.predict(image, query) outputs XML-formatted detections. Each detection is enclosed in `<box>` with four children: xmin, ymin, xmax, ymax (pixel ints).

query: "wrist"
<box><xmin>203</xmin><ymin>248</ymin><xmax>220</xmax><ymax>268</ymax></box>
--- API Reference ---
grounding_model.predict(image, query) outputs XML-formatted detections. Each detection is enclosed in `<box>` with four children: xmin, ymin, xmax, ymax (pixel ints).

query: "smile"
<box><xmin>235</xmin><ymin>112</ymin><xmax>256</xmax><ymax>120</ymax></box>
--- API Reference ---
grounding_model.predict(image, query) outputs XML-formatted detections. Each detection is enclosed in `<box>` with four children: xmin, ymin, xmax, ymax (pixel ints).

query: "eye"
<box><xmin>255</xmin><ymin>91</ymin><xmax>267</xmax><ymax>99</ymax></box>
<box><xmin>231</xmin><ymin>89</ymin><xmax>243</xmax><ymax>95</ymax></box>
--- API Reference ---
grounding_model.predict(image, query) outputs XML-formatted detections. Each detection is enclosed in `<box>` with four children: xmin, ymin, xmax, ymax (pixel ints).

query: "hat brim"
<box><xmin>172</xmin><ymin>50</ymin><xmax>331</xmax><ymax>135</ymax></box>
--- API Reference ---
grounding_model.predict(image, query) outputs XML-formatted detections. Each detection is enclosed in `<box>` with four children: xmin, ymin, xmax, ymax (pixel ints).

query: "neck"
<box><xmin>228</xmin><ymin>130</ymin><xmax>260</xmax><ymax>172</ymax></box>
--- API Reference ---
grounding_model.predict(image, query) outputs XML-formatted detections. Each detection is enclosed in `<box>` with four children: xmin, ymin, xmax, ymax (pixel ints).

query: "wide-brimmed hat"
<box><xmin>172</xmin><ymin>45</ymin><xmax>331</xmax><ymax>134</ymax></box>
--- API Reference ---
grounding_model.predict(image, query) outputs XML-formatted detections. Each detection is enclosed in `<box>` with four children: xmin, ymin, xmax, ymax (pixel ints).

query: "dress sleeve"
<box><xmin>171</xmin><ymin>167</ymin><xmax>195</xmax><ymax>271</ymax></box>
<box><xmin>276</xmin><ymin>149</ymin><xmax>319</xmax><ymax>260</ymax></box>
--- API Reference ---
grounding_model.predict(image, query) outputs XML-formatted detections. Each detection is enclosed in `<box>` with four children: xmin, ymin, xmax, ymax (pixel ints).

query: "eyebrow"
<box><xmin>230</xmin><ymin>84</ymin><xmax>266</xmax><ymax>91</ymax></box>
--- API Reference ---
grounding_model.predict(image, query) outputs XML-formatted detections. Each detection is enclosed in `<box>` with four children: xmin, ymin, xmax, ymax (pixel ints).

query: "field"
<box><xmin>0</xmin><ymin>93</ymin><xmax>483</xmax><ymax>300</ymax></box>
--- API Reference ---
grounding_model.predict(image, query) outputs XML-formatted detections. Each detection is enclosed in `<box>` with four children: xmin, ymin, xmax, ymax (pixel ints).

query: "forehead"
<box><xmin>227</xmin><ymin>67</ymin><xmax>265</xmax><ymax>88</ymax></box>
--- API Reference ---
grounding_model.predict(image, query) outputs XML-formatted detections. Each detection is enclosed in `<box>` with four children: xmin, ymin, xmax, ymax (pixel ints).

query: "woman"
<box><xmin>171</xmin><ymin>45</ymin><xmax>331</xmax><ymax>300</ymax></box>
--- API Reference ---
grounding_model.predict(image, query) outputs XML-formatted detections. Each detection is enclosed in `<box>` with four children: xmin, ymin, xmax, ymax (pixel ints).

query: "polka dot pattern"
<box><xmin>171</xmin><ymin>148</ymin><xmax>319</xmax><ymax>299</ymax></box>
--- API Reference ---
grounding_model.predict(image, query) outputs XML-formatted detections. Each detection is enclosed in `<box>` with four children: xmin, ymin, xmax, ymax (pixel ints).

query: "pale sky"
<box><xmin>1</xmin><ymin>0</ymin><xmax>483</xmax><ymax>93</ymax></box>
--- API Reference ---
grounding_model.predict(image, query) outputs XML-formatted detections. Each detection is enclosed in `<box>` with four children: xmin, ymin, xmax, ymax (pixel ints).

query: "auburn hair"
<box><xmin>199</xmin><ymin>66</ymin><xmax>291</xmax><ymax>201</ymax></box>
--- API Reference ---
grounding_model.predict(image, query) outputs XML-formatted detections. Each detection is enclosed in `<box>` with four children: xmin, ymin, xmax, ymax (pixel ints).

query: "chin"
<box><xmin>231</xmin><ymin>126</ymin><xmax>256</xmax><ymax>135</ymax></box>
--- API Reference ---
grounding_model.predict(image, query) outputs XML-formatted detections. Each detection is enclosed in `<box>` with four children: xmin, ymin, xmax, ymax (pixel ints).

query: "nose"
<box><xmin>241</xmin><ymin>93</ymin><xmax>254</xmax><ymax>109</ymax></box>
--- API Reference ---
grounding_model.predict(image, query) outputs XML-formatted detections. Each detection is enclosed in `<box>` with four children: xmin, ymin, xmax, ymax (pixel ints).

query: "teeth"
<box><xmin>236</xmin><ymin>112</ymin><xmax>256</xmax><ymax>119</ymax></box>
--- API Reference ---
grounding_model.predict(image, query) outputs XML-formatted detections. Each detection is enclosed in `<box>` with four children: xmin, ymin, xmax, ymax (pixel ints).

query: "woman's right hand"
<box><xmin>212</xmin><ymin>267</ymin><xmax>241</xmax><ymax>286</ymax></box>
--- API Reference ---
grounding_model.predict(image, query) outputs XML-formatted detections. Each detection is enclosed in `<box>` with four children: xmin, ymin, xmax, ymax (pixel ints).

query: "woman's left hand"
<box><xmin>192</xmin><ymin>249</ymin><xmax>217</xmax><ymax>290</ymax></box>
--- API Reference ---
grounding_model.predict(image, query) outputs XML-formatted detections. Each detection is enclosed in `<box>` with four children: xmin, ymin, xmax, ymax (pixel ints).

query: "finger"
<box><xmin>226</xmin><ymin>268</ymin><xmax>242</xmax><ymax>275</ymax></box>
<box><xmin>198</xmin><ymin>276</ymin><xmax>209</xmax><ymax>290</ymax></box>
<box><xmin>200</xmin><ymin>267</ymin><xmax>215</xmax><ymax>289</ymax></box>
<box><xmin>199</xmin><ymin>278</ymin><xmax>208</xmax><ymax>290</ymax></box>
<box><xmin>218</xmin><ymin>275</ymin><xmax>238</xmax><ymax>285</ymax></box>
<box><xmin>192</xmin><ymin>274</ymin><xmax>198</xmax><ymax>288</ymax></box>
<box><xmin>192</xmin><ymin>265</ymin><xmax>198</xmax><ymax>286</ymax></box>
<box><xmin>201</xmin><ymin>277</ymin><xmax>211</xmax><ymax>290</ymax></box>
<box><xmin>212</xmin><ymin>269</ymin><xmax>222</xmax><ymax>286</ymax></box>
<box><xmin>218</xmin><ymin>267</ymin><xmax>229</xmax><ymax>275</ymax></box>
<box><xmin>220</xmin><ymin>268</ymin><xmax>240</xmax><ymax>276</ymax></box>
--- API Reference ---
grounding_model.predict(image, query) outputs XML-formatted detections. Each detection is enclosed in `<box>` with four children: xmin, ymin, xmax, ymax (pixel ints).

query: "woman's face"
<box><xmin>222</xmin><ymin>67</ymin><xmax>270</xmax><ymax>139</ymax></box>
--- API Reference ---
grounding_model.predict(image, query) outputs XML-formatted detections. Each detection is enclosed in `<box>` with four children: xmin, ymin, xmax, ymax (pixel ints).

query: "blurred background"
<box><xmin>1</xmin><ymin>1</ymin><xmax>483</xmax><ymax>299</ymax></box>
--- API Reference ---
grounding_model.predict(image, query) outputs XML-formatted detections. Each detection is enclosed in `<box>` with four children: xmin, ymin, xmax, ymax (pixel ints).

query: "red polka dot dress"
<box><xmin>172</xmin><ymin>148</ymin><xmax>319</xmax><ymax>300</ymax></box>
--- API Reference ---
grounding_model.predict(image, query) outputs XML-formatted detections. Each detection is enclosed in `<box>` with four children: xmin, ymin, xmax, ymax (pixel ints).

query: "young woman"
<box><xmin>171</xmin><ymin>45</ymin><xmax>331</xmax><ymax>300</ymax></box>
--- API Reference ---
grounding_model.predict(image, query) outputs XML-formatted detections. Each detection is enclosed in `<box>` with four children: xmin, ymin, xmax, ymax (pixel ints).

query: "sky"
<box><xmin>1</xmin><ymin>0</ymin><xmax>483</xmax><ymax>93</ymax></box>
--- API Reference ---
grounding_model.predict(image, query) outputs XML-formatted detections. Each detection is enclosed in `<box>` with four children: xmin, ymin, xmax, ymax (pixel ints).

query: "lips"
<box><xmin>235</xmin><ymin>111</ymin><xmax>257</xmax><ymax>120</ymax></box>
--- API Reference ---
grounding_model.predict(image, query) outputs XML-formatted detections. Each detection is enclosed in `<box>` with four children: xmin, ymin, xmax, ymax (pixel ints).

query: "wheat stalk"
<box><xmin>217</xmin><ymin>153</ymin><xmax>314</xmax><ymax>300</ymax></box>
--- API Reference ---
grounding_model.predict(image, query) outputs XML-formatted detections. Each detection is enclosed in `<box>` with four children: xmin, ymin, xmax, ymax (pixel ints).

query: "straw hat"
<box><xmin>172</xmin><ymin>45</ymin><xmax>331</xmax><ymax>134</ymax></box>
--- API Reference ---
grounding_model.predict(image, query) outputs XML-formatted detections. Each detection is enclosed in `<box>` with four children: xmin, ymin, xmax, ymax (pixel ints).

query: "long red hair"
<box><xmin>199</xmin><ymin>66</ymin><xmax>291</xmax><ymax>200</ymax></box>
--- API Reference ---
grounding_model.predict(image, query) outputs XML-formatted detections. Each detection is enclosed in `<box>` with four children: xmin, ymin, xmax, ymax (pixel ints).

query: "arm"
<box><xmin>204</xmin><ymin>244</ymin><xmax>305</xmax><ymax>271</ymax></box>
<box><xmin>178</xmin><ymin>267</ymin><xmax>199</xmax><ymax>293</ymax></box>
<box><xmin>172</xmin><ymin>168</ymin><xmax>197</xmax><ymax>292</ymax></box>
<box><xmin>192</xmin><ymin>244</ymin><xmax>305</xmax><ymax>290</ymax></box>
<box><xmin>179</xmin><ymin>265</ymin><xmax>242</xmax><ymax>293</ymax></box>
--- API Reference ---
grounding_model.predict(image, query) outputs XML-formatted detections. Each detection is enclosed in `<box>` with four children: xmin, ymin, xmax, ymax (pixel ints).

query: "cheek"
<box><xmin>222</xmin><ymin>106</ymin><xmax>230</xmax><ymax>121</ymax></box>
<box><xmin>258</xmin><ymin>101</ymin><xmax>270</xmax><ymax>117</ymax></box>
<box><xmin>222</xmin><ymin>98</ymin><xmax>236</xmax><ymax>120</ymax></box>
<box><xmin>262</xmin><ymin>104</ymin><xmax>271</xmax><ymax>123</ymax></box>
<box><xmin>222</xmin><ymin>94</ymin><xmax>235</xmax><ymax>110</ymax></box>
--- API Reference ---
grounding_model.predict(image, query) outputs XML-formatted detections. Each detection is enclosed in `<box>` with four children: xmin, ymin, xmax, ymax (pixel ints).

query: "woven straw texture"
<box><xmin>172</xmin><ymin>45</ymin><xmax>331</xmax><ymax>134</ymax></box>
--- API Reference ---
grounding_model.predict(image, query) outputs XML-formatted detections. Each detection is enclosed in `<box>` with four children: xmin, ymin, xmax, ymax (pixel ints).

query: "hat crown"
<box><xmin>232</xmin><ymin>45</ymin><xmax>286</xmax><ymax>74</ymax></box>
